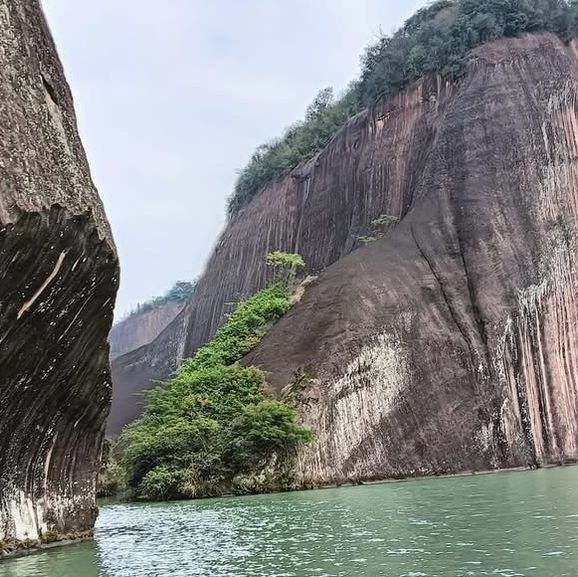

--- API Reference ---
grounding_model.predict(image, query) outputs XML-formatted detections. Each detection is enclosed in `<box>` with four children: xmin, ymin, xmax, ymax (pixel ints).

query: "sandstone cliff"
<box><xmin>109</xmin><ymin>302</ymin><xmax>183</xmax><ymax>360</ymax></box>
<box><xmin>112</xmin><ymin>33</ymin><xmax>578</xmax><ymax>483</ymax></box>
<box><xmin>0</xmin><ymin>0</ymin><xmax>118</xmax><ymax>547</ymax></box>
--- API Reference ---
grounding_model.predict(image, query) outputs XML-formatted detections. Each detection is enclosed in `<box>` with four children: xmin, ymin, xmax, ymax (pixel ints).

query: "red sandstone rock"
<box><xmin>109</xmin><ymin>302</ymin><xmax>184</xmax><ymax>360</ymax></box>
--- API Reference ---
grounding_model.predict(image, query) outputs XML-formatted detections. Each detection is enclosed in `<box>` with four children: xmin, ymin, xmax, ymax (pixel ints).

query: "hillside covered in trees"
<box><xmin>228</xmin><ymin>0</ymin><xmax>578</xmax><ymax>216</ymax></box>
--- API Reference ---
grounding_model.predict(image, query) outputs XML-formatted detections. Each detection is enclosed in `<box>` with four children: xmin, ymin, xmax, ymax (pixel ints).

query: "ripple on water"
<box><xmin>1</xmin><ymin>468</ymin><xmax>578</xmax><ymax>577</ymax></box>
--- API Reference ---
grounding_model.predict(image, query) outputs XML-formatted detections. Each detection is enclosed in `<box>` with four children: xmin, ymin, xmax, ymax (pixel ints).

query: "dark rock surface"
<box><xmin>112</xmin><ymin>33</ymin><xmax>578</xmax><ymax>484</ymax></box>
<box><xmin>0</xmin><ymin>0</ymin><xmax>118</xmax><ymax>544</ymax></box>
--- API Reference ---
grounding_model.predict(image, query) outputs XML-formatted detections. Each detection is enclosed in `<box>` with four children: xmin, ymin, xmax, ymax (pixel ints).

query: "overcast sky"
<box><xmin>41</xmin><ymin>0</ymin><xmax>425</xmax><ymax>318</ymax></box>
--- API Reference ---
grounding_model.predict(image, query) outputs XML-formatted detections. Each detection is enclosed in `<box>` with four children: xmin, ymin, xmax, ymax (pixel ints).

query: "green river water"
<box><xmin>2</xmin><ymin>467</ymin><xmax>578</xmax><ymax>577</ymax></box>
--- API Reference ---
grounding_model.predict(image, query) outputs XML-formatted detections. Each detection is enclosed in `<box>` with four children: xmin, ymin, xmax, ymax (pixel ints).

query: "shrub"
<box><xmin>41</xmin><ymin>531</ymin><xmax>59</xmax><ymax>544</ymax></box>
<box><xmin>372</xmin><ymin>215</ymin><xmax>399</xmax><ymax>228</ymax></box>
<box><xmin>226</xmin><ymin>400</ymin><xmax>314</xmax><ymax>472</ymax></box>
<box><xmin>122</xmin><ymin>262</ymin><xmax>313</xmax><ymax>501</ymax></box>
<box><xmin>97</xmin><ymin>438</ymin><xmax>127</xmax><ymax>497</ymax></box>
<box><xmin>140</xmin><ymin>466</ymin><xmax>191</xmax><ymax>501</ymax></box>
<box><xmin>266</xmin><ymin>251</ymin><xmax>306</xmax><ymax>287</ymax></box>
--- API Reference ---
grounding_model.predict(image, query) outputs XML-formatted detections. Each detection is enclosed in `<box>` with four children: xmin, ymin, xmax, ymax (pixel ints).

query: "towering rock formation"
<box><xmin>112</xmin><ymin>34</ymin><xmax>578</xmax><ymax>482</ymax></box>
<box><xmin>0</xmin><ymin>0</ymin><xmax>118</xmax><ymax>547</ymax></box>
<box><xmin>109</xmin><ymin>302</ymin><xmax>184</xmax><ymax>360</ymax></box>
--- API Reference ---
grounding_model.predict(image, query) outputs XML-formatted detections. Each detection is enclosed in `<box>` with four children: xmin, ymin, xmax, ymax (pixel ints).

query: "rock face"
<box><xmin>109</xmin><ymin>302</ymin><xmax>184</xmax><ymax>360</ymax></box>
<box><xmin>0</xmin><ymin>0</ymin><xmax>118</xmax><ymax>546</ymax></box>
<box><xmin>112</xmin><ymin>33</ymin><xmax>578</xmax><ymax>483</ymax></box>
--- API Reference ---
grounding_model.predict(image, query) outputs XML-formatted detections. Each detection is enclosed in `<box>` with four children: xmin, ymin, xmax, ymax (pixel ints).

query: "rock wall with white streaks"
<box><xmin>245</xmin><ymin>33</ymin><xmax>578</xmax><ymax>483</ymax></box>
<box><xmin>113</xmin><ymin>32</ymin><xmax>578</xmax><ymax>484</ymax></box>
<box><xmin>0</xmin><ymin>0</ymin><xmax>118</xmax><ymax>547</ymax></box>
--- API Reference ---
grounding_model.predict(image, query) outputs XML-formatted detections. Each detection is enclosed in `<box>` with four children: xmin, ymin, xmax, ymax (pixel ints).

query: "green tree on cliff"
<box><xmin>266</xmin><ymin>251</ymin><xmax>305</xmax><ymax>287</ymax></box>
<box><xmin>125</xmin><ymin>280</ymin><xmax>196</xmax><ymax>319</ymax></box>
<box><xmin>122</xmin><ymin>254</ymin><xmax>312</xmax><ymax>501</ymax></box>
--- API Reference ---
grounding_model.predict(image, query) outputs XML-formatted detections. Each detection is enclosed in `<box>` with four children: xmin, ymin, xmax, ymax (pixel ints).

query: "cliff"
<box><xmin>109</xmin><ymin>302</ymin><xmax>183</xmax><ymax>360</ymax></box>
<box><xmin>0</xmin><ymin>0</ymin><xmax>118</xmax><ymax>548</ymax></box>
<box><xmin>111</xmin><ymin>33</ymin><xmax>578</xmax><ymax>483</ymax></box>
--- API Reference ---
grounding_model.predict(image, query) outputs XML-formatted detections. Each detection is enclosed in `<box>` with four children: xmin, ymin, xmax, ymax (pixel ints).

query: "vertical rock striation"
<box><xmin>110</xmin><ymin>64</ymin><xmax>454</xmax><ymax>433</ymax></box>
<box><xmin>112</xmin><ymin>33</ymin><xmax>578</xmax><ymax>484</ymax></box>
<box><xmin>246</xmin><ymin>34</ymin><xmax>578</xmax><ymax>482</ymax></box>
<box><xmin>0</xmin><ymin>0</ymin><xmax>118</xmax><ymax>546</ymax></box>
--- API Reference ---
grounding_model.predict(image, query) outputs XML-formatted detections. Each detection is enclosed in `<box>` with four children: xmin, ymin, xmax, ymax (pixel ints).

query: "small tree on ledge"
<box><xmin>266</xmin><ymin>251</ymin><xmax>305</xmax><ymax>288</ymax></box>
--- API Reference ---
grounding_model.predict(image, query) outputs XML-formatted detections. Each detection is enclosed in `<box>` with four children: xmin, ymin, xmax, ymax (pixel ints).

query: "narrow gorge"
<box><xmin>0</xmin><ymin>0</ymin><xmax>118</xmax><ymax>551</ymax></box>
<box><xmin>112</xmin><ymin>32</ymin><xmax>578</xmax><ymax>483</ymax></box>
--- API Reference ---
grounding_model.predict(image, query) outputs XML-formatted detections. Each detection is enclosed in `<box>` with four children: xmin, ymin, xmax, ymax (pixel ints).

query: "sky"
<box><xmin>41</xmin><ymin>0</ymin><xmax>425</xmax><ymax>318</ymax></box>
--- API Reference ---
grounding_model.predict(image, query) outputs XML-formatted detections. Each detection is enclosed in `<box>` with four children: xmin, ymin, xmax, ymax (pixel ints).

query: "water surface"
<box><xmin>2</xmin><ymin>467</ymin><xmax>578</xmax><ymax>576</ymax></box>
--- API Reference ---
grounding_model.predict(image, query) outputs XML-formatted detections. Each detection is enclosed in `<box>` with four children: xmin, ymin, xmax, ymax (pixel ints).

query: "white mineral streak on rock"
<box><xmin>6</xmin><ymin>491</ymin><xmax>42</xmax><ymax>541</ymax></box>
<box><xmin>17</xmin><ymin>251</ymin><xmax>66</xmax><ymax>319</ymax></box>
<box><xmin>298</xmin><ymin>331</ymin><xmax>409</xmax><ymax>483</ymax></box>
<box><xmin>500</xmin><ymin>240</ymin><xmax>578</xmax><ymax>464</ymax></box>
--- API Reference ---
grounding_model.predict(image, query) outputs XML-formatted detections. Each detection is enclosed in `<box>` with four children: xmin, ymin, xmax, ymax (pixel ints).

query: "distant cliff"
<box><xmin>0</xmin><ymin>0</ymin><xmax>118</xmax><ymax>549</ymax></box>
<box><xmin>109</xmin><ymin>302</ymin><xmax>184</xmax><ymax>359</ymax></box>
<box><xmin>111</xmin><ymin>33</ymin><xmax>578</xmax><ymax>483</ymax></box>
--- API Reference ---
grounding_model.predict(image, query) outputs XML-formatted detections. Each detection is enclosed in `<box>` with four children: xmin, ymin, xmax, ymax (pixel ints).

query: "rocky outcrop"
<box><xmin>0</xmin><ymin>0</ymin><xmax>118</xmax><ymax>547</ymax></box>
<box><xmin>112</xmin><ymin>33</ymin><xmax>578</xmax><ymax>483</ymax></box>
<box><xmin>246</xmin><ymin>33</ymin><xmax>578</xmax><ymax>482</ymax></box>
<box><xmin>109</xmin><ymin>302</ymin><xmax>183</xmax><ymax>360</ymax></box>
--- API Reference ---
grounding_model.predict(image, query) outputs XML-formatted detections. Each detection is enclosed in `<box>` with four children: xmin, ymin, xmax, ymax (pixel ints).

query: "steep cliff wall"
<box><xmin>109</xmin><ymin>302</ymin><xmax>183</xmax><ymax>360</ymax></box>
<box><xmin>110</xmin><ymin>59</ymin><xmax>453</xmax><ymax>434</ymax></box>
<box><xmin>111</xmin><ymin>33</ymin><xmax>578</xmax><ymax>488</ymax></box>
<box><xmin>245</xmin><ymin>33</ymin><xmax>578</xmax><ymax>482</ymax></box>
<box><xmin>0</xmin><ymin>0</ymin><xmax>118</xmax><ymax>547</ymax></box>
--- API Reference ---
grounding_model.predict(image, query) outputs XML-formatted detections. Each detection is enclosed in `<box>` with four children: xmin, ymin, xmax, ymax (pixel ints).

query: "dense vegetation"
<box><xmin>124</xmin><ymin>280</ymin><xmax>195</xmax><ymax>320</ymax></box>
<box><xmin>122</xmin><ymin>254</ymin><xmax>312</xmax><ymax>500</ymax></box>
<box><xmin>228</xmin><ymin>0</ymin><xmax>578</xmax><ymax>216</ymax></box>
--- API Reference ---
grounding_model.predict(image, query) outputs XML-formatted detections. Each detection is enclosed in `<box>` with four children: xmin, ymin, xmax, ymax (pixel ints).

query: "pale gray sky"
<box><xmin>41</xmin><ymin>0</ymin><xmax>425</xmax><ymax>317</ymax></box>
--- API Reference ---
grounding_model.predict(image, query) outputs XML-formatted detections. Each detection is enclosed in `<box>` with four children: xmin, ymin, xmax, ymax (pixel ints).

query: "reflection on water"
<box><xmin>1</xmin><ymin>467</ymin><xmax>578</xmax><ymax>576</ymax></box>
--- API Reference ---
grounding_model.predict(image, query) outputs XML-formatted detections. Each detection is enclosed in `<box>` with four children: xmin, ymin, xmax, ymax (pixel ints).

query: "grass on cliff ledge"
<box><xmin>122</xmin><ymin>270</ymin><xmax>313</xmax><ymax>501</ymax></box>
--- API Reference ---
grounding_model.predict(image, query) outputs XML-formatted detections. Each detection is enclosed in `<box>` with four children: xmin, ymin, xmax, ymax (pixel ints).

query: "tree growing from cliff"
<box><xmin>266</xmin><ymin>251</ymin><xmax>305</xmax><ymax>288</ymax></box>
<box><xmin>227</xmin><ymin>0</ymin><xmax>578</xmax><ymax>217</ymax></box>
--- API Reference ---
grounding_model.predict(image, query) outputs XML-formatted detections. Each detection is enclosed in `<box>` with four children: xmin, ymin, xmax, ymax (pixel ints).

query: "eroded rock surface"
<box><xmin>112</xmin><ymin>33</ymin><xmax>578</xmax><ymax>483</ymax></box>
<box><xmin>247</xmin><ymin>34</ymin><xmax>578</xmax><ymax>482</ymax></box>
<box><xmin>0</xmin><ymin>0</ymin><xmax>118</xmax><ymax>545</ymax></box>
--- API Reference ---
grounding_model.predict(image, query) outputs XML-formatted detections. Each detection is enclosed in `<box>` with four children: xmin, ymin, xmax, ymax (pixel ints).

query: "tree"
<box><xmin>226</xmin><ymin>401</ymin><xmax>314</xmax><ymax>472</ymax></box>
<box><xmin>123</xmin><ymin>280</ymin><xmax>196</xmax><ymax>320</ymax></box>
<box><xmin>266</xmin><ymin>252</ymin><xmax>305</xmax><ymax>287</ymax></box>
<box><xmin>306</xmin><ymin>87</ymin><xmax>334</xmax><ymax>120</ymax></box>
<box><xmin>122</xmin><ymin>283</ymin><xmax>312</xmax><ymax>501</ymax></box>
<box><xmin>166</xmin><ymin>281</ymin><xmax>195</xmax><ymax>303</ymax></box>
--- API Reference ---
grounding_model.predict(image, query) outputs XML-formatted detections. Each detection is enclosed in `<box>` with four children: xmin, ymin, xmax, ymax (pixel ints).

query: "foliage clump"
<box><xmin>97</xmin><ymin>438</ymin><xmax>127</xmax><ymax>497</ymax></box>
<box><xmin>266</xmin><ymin>251</ymin><xmax>305</xmax><ymax>287</ymax></box>
<box><xmin>122</xmin><ymin>269</ymin><xmax>313</xmax><ymax>501</ymax></box>
<box><xmin>228</xmin><ymin>0</ymin><xmax>578</xmax><ymax>217</ymax></box>
<box><xmin>356</xmin><ymin>214</ymin><xmax>399</xmax><ymax>246</ymax></box>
